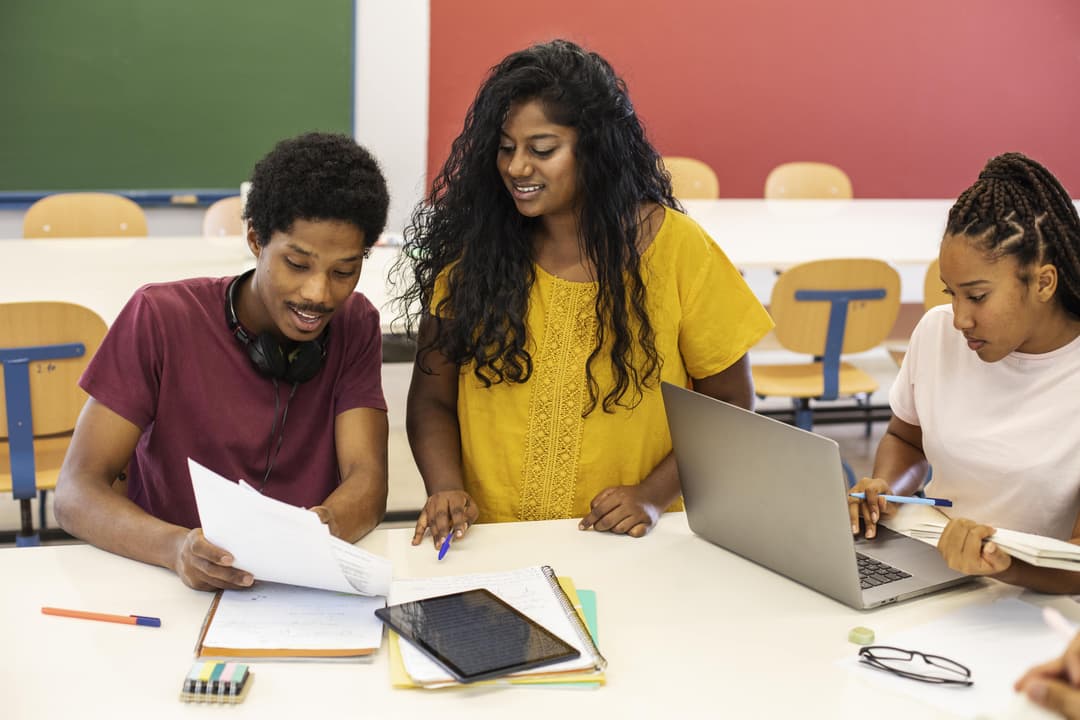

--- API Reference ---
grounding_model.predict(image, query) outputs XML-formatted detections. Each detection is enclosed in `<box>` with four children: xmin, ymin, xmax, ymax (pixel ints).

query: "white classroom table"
<box><xmin>4</xmin><ymin>198</ymin><xmax>1079</xmax><ymax>316</ymax></box>
<box><xmin>0</xmin><ymin>511</ymin><xmax>1063</xmax><ymax>719</ymax></box>
<box><xmin>0</xmin><ymin>235</ymin><xmax>401</xmax><ymax>327</ymax></box>
<box><xmin>0</xmin><ymin>200</ymin><xmax>955</xmax><ymax>315</ymax></box>
<box><xmin>0</xmin><ymin>200</ymin><xmax>967</xmax><ymax>318</ymax></box>
<box><xmin>681</xmin><ymin>198</ymin><xmax>952</xmax><ymax>268</ymax></box>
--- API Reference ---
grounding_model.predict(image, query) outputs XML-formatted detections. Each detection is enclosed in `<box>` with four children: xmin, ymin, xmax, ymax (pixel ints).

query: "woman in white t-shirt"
<box><xmin>851</xmin><ymin>152</ymin><xmax>1080</xmax><ymax>594</ymax></box>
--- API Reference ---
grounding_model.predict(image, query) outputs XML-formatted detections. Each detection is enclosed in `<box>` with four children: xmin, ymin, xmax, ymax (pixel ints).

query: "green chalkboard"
<box><xmin>0</xmin><ymin>0</ymin><xmax>354</xmax><ymax>193</ymax></box>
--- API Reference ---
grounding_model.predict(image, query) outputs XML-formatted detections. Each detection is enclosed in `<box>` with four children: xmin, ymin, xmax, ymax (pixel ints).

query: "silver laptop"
<box><xmin>662</xmin><ymin>382</ymin><xmax>969</xmax><ymax>609</ymax></box>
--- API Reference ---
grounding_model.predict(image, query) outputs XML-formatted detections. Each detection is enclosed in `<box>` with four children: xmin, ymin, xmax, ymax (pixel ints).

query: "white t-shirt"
<box><xmin>891</xmin><ymin>305</ymin><xmax>1080</xmax><ymax>539</ymax></box>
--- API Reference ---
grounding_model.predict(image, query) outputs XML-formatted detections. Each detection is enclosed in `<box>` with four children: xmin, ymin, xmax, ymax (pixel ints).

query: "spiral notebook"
<box><xmin>387</xmin><ymin>565</ymin><xmax>606</xmax><ymax>688</ymax></box>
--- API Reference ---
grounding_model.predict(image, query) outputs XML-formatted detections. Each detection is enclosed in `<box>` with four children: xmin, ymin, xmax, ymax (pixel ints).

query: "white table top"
<box><xmin>4</xmin><ymin>198</ymin><xmax>1080</xmax><ymax>321</ymax></box>
<box><xmin>681</xmin><ymin>198</ymin><xmax>952</xmax><ymax>268</ymax></box>
<box><xmin>1</xmin><ymin>511</ymin><xmax>1061</xmax><ymax>719</ymax></box>
<box><xmin>0</xmin><ymin>201</ymin><xmax>952</xmax><ymax>323</ymax></box>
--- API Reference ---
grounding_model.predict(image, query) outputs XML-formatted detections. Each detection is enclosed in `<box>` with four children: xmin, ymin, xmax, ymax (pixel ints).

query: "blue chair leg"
<box><xmin>914</xmin><ymin>466</ymin><xmax>934</xmax><ymax>498</ymax></box>
<box><xmin>793</xmin><ymin>399</ymin><xmax>813</xmax><ymax>431</ymax></box>
<box><xmin>39</xmin><ymin>489</ymin><xmax>48</xmax><ymax>530</ymax></box>
<box><xmin>17</xmin><ymin>499</ymin><xmax>40</xmax><ymax>547</ymax></box>
<box><xmin>863</xmin><ymin>392</ymin><xmax>873</xmax><ymax>438</ymax></box>
<box><xmin>842</xmin><ymin>459</ymin><xmax>856</xmax><ymax>487</ymax></box>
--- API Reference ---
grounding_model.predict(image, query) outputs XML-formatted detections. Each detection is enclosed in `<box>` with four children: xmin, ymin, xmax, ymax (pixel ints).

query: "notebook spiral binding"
<box><xmin>541</xmin><ymin>565</ymin><xmax>608</xmax><ymax>670</ymax></box>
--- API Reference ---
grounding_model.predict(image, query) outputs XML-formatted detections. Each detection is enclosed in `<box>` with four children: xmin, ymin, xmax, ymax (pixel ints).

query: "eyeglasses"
<box><xmin>858</xmin><ymin>645</ymin><xmax>973</xmax><ymax>686</ymax></box>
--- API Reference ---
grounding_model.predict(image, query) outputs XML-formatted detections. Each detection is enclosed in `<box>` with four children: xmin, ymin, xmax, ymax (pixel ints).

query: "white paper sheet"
<box><xmin>189</xmin><ymin>458</ymin><xmax>391</xmax><ymax>596</ymax></box>
<box><xmin>846</xmin><ymin>598</ymin><xmax>1070</xmax><ymax>719</ymax></box>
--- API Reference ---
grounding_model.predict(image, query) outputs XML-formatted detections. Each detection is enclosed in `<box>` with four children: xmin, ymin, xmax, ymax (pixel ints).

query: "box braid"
<box><xmin>946</xmin><ymin>152</ymin><xmax>1080</xmax><ymax>319</ymax></box>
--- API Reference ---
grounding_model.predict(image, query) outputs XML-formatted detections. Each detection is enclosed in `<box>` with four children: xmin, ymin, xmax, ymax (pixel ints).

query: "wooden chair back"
<box><xmin>202</xmin><ymin>195</ymin><xmax>245</xmax><ymax>237</ymax></box>
<box><xmin>0</xmin><ymin>302</ymin><xmax>107</xmax><ymax>437</ymax></box>
<box><xmin>923</xmin><ymin>258</ymin><xmax>948</xmax><ymax>311</ymax></box>
<box><xmin>770</xmin><ymin>259</ymin><xmax>900</xmax><ymax>356</ymax></box>
<box><xmin>662</xmin><ymin>156</ymin><xmax>720</xmax><ymax>199</ymax></box>
<box><xmin>23</xmin><ymin>192</ymin><xmax>148</xmax><ymax>238</ymax></box>
<box><xmin>764</xmin><ymin>162</ymin><xmax>853</xmax><ymax>199</ymax></box>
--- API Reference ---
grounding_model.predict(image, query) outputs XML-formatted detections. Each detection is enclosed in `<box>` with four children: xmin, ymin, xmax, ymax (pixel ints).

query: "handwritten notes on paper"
<box><xmin>189</xmin><ymin>458</ymin><xmax>391</xmax><ymax>596</ymax></box>
<box><xmin>200</xmin><ymin>582</ymin><xmax>384</xmax><ymax>658</ymax></box>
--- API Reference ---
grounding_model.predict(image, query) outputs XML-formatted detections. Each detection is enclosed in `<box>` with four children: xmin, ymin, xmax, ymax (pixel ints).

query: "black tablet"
<box><xmin>374</xmin><ymin>588</ymin><xmax>581</xmax><ymax>683</ymax></box>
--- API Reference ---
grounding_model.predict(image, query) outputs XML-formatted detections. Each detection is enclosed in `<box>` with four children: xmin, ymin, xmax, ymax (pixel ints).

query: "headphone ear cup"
<box><xmin>284</xmin><ymin>341</ymin><xmax>325</xmax><ymax>384</ymax></box>
<box><xmin>249</xmin><ymin>334</ymin><xmax>288</xmax><ymax>380</ymax></box>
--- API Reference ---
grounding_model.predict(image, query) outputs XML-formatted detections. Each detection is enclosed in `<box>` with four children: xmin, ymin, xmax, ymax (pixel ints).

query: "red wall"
<box><xmin>429</xmin><ymin>0</ymin><xmax>1080</xmax><ymax>198</ymax></box>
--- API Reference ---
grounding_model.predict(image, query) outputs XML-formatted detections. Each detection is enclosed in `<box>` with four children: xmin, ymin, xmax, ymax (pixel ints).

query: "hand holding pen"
<box><xmin>846</xmin><ymin>477</ymin><xmax>952</xmax><ymax>539</ymax></box>
<box><xmin>848</xmin><ymin>492</ymin><xmax>952</xmax><ymax>508</ymax></box>
<box><xmin>411</xmin><ymin>489</ymin><xmax>478</xmax><ymax>556</ymax></box>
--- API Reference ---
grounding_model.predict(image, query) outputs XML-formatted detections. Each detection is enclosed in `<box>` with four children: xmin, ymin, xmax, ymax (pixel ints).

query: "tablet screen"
<box><xmin>375</xmin><ymin>588</ymin><xmax>580</xmax><ymax>683</ymax></box>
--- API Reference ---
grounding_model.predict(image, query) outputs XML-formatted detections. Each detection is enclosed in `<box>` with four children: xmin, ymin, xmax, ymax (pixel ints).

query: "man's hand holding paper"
<box><xmin>189</xmin><ymin>458</ymin><xmax>391</xmax><ymax>596</ymax></box>
<box><xmin>173</xmin><ymin>527</ymin><xmax>255</xmax><ymax>592</ymax></box>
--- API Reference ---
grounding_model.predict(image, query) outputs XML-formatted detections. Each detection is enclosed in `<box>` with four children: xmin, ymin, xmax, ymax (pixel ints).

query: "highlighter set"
<box><xmin>180</xmin><ymin>661</ymin><xmax>254</xmax><ymax>704</ymax></box>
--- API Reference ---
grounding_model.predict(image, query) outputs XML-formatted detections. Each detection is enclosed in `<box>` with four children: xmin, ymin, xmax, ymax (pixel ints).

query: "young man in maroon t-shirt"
<box><xmin>54</xmin><ymin>133</ymin><xmax>391</xmax><ymax>591</ymax></box>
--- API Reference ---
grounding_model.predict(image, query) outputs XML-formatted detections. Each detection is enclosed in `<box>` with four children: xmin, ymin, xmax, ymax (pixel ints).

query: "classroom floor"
<box><xmin>0</xmin><ymin>347</ymin><xmax>898</xmax><ymax>547</ymax></box>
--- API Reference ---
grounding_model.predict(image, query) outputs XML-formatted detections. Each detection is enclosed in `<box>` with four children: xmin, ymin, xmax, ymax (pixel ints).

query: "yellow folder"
<box><xmin>388</xmin><ymin>576</ymin><xmax>604</xmax><ymax>689</ymax></box>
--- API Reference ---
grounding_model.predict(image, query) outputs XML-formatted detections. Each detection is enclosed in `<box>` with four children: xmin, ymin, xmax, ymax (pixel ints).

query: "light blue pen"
<box><xmin>849</xmin><ymin>492</ymin><xmax>953</xmax><ymax>508</ymax></box>
<box><xmin>437</xmin><ymin>532</ymin><xmax>452</xmax><ymax>560</ymax></box>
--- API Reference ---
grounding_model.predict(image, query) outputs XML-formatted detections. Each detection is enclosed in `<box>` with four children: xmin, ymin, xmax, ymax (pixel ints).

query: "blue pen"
<box><xmin>849</xmin><ymin>492</ymin><xmax>952</xmax><ymax>508</ymax></box>
<box><xmin>437</xmin><ymin>532</ymin><xmax>452</xmax><ymax>560</ymax></box>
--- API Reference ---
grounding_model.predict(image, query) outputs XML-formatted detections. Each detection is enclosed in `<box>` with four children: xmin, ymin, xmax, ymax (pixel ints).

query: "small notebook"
<box><xmin>910</xmin><ymin>521</ymin><xmax>1080</xmax><ymax>571</ymax></box>
<box><xmin>179</xmin><ymin>661</ymin><xmax>253</xmax><ymax>703</ymax></box>
<box><xmin>388</xmin><ymin>566</ymin><xmax>606</xmax><ymax>688</ymax></box>
<box><xmin>195</xmin><ymin>581</ymin><xmax>384</xmax><ymax>660</ymax></box>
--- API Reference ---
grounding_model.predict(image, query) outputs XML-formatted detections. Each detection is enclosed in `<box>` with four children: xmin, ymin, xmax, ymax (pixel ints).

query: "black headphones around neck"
<box><xmin>224</xmin><ymin>270</ymin><xmax>328</xmax><ymax>384</ymax></box>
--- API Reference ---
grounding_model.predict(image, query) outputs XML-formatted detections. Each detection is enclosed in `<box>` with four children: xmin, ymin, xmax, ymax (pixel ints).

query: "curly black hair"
<box><xmin>243</xmin><ymin>131</ymin><xmax>390</xmax><ymax>248</ymax></box>
<box><xmin>947</xmin><ymin>152</ymin><xmax>1080</xmax><ymax>319</ymax></box>
<box><xmin>396</xmin><ymin>39</ymin><xmax>679</xmax><ymax>414</ymax></box>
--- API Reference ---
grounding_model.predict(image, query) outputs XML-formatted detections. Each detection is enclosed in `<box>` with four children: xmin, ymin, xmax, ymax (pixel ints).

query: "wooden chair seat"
<box><xmin>886</xmin><ymin>347</ymin><xmax>907</xmax><ymax>367</ymax></box>
<box><xmin>752</xmin><ymin>362</ymin><xmax>879</xmax><ymax>399</ymax></box>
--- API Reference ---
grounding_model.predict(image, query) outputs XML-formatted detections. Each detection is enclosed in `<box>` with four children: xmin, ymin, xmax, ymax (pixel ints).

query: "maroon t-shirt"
<box><xmin>80</xmin><ymin>276</ymin><xmax>386</xmax><ymax>529</ymax></box>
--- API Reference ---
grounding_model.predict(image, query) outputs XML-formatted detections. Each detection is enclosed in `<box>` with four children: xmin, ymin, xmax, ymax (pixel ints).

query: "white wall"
<box><xmin>354</xmin><ymin>0</ymin><xmax>429</xmax><ymax>236</ymax></box>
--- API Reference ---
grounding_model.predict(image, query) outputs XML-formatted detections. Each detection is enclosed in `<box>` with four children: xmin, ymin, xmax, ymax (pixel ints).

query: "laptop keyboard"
<box><xmin>856</xmin><ymin>553</ymin><xmax>912</xmax><ymax>589</ymax></box>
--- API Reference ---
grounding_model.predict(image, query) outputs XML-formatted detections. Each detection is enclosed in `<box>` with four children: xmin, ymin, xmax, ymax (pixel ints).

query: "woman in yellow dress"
<box><xmin>397</xmin><ymin>39</ymin><xmax>773</xmax><ymax>548</ymax></box>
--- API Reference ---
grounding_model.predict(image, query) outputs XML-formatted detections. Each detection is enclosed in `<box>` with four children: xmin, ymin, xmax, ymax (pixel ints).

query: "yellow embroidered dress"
<box><xmin>439</xmin><ymin>208</ymin><xmax>773</xmax><ymax>522</ymax></box>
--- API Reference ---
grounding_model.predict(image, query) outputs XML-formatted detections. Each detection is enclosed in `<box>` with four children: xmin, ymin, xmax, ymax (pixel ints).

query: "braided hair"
<box><xmin>946</xmin><ymin>152</ymin><xmax>1080</xmax><ymax>319</ymax></box>
<box><xmin>396</xmin><ymin>39</ymin><xmax>679</xmax><ymax>414</ymax></box>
